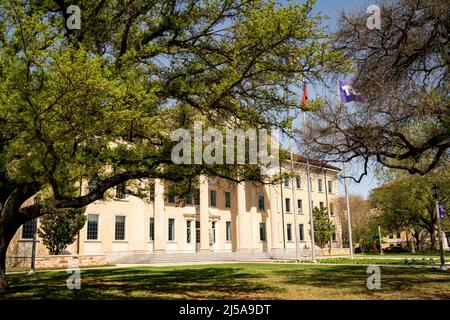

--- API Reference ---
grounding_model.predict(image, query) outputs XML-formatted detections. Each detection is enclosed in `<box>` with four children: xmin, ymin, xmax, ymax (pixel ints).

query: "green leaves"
<box><xmin>37</xmin><ymin>207</ymin><xmax>87</xmax><ymax>255</ymax></box>
<box><xmin>0</xmin><ymin>0</ymin><xmax>347</xmax><ymax>204</ymax></box>
<box><xmin>311</xmin><ymin>207</ymin><xmax>336</xmax><ymax>249</ymax></box>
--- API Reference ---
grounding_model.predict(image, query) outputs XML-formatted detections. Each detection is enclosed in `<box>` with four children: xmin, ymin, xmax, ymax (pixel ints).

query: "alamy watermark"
<box><xmin>367</xmin><ymin>5</ymin><xmax>381</xmax><ymax>30</ymax></box>
<box><xmin>66</xmin><ymin>5</ymin><xmax>81</xmax><ymax>30</ymax></box>
<box><xmin>366</xmin><ymin>265</ymin><xmax>381</xmax><ymax>290</ymax></box>
<box><xmin>66</xmin><ymin>262</ymin><xmax>81</xmax><ymax>290</ymax></box>
<box><xmin>171</xmin><ymin>121</ymin><xmax>279</xmax><ymax>166</ymax></box>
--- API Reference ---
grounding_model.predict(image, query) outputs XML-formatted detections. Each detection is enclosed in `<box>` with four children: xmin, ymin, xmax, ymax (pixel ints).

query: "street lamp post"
<box><xmin>378</xmin><ymin>225</ymin><xmax>383</xmax><ymax>255</ymax></box>
<box><xmin>432</xmin><ymin>185</ymin><xmax>446</xmax><ymax>271</ymax></box>
<box><xmin>28</xmin><ymin>197</ymin><xmax>40</xmax><ymax>275</ymax></box>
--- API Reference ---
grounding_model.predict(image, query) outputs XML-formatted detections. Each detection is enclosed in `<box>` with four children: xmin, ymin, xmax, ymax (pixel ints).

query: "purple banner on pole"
<box><xmin>439</xmin><ymin>204</ymin><xmax>445</xmax><ymax>219</ymax></box>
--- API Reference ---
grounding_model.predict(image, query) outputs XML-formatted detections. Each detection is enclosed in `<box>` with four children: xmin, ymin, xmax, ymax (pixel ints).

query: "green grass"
<box><xmin>2</xmin><ymin>263</ymin><xmax>450</xmax><ymax>300</ymax></box>
<box><xmin>356</xmin><ymin>251</ymin><xmax>450</xmax><ymax>259</ymax></box>
<box><xmin>6</xmin><ymin>264</ymin><xmax>115</xmax><ymax>273</ymax></box>
<box><xmin>309</xmin><ymin>258</ymin><xmax>443</xmax><ymax>265</ymax></box>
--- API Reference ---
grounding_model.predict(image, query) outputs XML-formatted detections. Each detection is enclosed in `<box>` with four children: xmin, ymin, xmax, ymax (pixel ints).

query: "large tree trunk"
<box><xmin>0</xmin><ymin>184</ymin><xmax>42</xmax><ymax>293</ymax></box>
<box><xmin>412</xmin><ymin>230</ymin><xmax>421</xmax><ymax>252</ymax></box>
<box><xmin>0</xmin><ymin>242</ymin><xmax>8</xmax><ymax>293</ymax></box>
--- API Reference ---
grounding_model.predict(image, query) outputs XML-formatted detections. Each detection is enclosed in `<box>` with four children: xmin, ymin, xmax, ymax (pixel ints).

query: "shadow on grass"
<box><xmin>273</xmin><ymin>265</ymin><xmax>450</xmax><ymax>299</ymax></box>
<box><xmin>1</xmin><ymin>266</ymin><xmax>273</xmax><ymax>300</ymax></box>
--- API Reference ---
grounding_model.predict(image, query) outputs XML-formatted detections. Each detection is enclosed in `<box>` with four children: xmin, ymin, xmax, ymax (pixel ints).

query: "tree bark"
<box><xmin>0</xmin><ymin>242</ymin><xmax>8</xmax><ymax>293</ymax></box>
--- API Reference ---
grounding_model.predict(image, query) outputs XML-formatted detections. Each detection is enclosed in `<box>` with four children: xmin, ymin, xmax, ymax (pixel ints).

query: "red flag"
<box><xmin>301</xmin><ymin>81</ymin><xmax>308</xmax><ymax>108</ymax></box>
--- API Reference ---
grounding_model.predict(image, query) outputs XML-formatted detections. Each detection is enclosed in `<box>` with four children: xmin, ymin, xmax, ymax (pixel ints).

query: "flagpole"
<box><xmin>301</xmin><ymin>105</ymin><xmax>316</xmax><ymax>263</ymax></box>
<box><xmin>342</xmin><ymin>161</ymin><xmax>354</xmax><ymax>259</ymax></box>
<box><xmin>338</xmin><ymin>80</ymin><xmax>354</xmax><ymax>259</ymax></box>
<box><xmin>288</xmin><ymin>110</ymin><xmax>301</xmax><ymax>261</ymax></box>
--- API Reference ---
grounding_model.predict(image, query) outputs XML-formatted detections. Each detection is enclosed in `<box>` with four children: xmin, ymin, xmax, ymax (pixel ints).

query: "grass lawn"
<box><xmin>356</xmin><ymin>251</ymin><xmax>450</xmax><ymax>259</ymax></box>
<box><xmin>2</xmin><ymin>263</ymin><xmax>450</xmax><ymax>300</ymax></box>
<box><xmin>309</xmin><ymin>258</ymin><xmax>446</xmax><ymax>265</ymax></box>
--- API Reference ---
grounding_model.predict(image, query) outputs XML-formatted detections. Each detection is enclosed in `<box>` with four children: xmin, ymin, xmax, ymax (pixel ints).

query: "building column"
<box><xmin>199</xmin><ymin>175</ymin><xmax>210</xmax><ymax>251</ymax></box>
<box><xmin>269</xmin><ymin>185</ymin><xmax>279</xmax><ymax>251</ymax></box>
<box><xmin>153</xmin><ymin>179</ymin><xmax>166</xmax><ymax>252</ymax></box>
<box><xmin>237</xmin><ymin>181</ymin><xmax>248</xmax><ymax>250</ymax></box>
<box><xmin>250</xmin><ymin>185</ymin><xmax>257</xmax><ymax>250</ymax></box>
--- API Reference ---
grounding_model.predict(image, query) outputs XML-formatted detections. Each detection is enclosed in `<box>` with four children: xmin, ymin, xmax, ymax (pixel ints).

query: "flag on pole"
<box><xmin>339</xmin><ymin>80</ymin><xmax>358</xmax><ymax>104</ymax></box>
<box><xmin>301</xmin><ymin>81</ymin><xmax>308</xmax><ymax>109</ymax></box>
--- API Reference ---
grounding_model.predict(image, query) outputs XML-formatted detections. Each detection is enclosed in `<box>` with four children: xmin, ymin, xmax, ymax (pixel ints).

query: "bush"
<box><xmin>384</xmin><ymin>246</ymin><xmax>410</xmax><ymax>254</ymax></box>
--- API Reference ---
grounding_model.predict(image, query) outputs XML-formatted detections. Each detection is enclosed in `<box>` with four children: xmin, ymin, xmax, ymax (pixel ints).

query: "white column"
<box><xmin>250</xmin><ymin>185</ymin><xmax>257</xmax><ymax>250</ymax></box>
<box><xmin>199</xmin><ymin>175</ymin><xmax>210</xmax><ymax>251</ymax></box>
<box><xmin>153</xmin><ymin>178</ymin><xmax>166</xmax><ymax>252</ymax></box>
<box><xmin>269</xmin><ymin>185</ymin><xmax>279</xmax><ymax>250</ymax></box>
<box><xmin>237</xmin><ymin>181</ymin><xmax>248</xmax><ymax>250</ymax></box>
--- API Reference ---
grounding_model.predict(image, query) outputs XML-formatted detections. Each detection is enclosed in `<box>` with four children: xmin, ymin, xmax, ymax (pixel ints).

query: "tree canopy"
<box><xmin>0</xmin><ymin>0</ymin><xmax>346</xmax><ymax>292</ymax></box>
<box><xmin>301</xmin><ymin>0</ymin><xmax>449</xmax><ymax>181</ymax></box>
<box><xmin>370</xmin><ymin>168</ymin><xmax>450</xmax><ymax>249</ymax></box>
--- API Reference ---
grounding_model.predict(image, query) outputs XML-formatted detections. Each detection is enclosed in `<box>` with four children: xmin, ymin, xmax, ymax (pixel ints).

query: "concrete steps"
<box><xmin>109</xmin><ymin>251</ymin><xmax>272</xmax><ymax>264</ymax></box>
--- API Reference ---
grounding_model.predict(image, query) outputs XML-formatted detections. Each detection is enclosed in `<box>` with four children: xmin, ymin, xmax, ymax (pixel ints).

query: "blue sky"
<box><xmin>285</xmin><ymin>0</ymin><xmax>381</xmax><ymax>199</ymax></box>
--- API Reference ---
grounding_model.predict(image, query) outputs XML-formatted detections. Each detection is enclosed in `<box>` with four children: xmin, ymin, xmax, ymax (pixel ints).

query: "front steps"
<box><xmin>107</xmin><ymin>248</ymin><xmax>348</xmax><ymax>264</ymax></box>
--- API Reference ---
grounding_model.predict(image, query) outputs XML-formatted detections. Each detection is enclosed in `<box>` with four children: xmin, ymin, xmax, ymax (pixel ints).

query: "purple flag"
<box><xmin>439</xmin><ymin>204</ymin><xmax>445</xmax><ymax>219</ymax></box>
<box><xmin>339</xmin><ymin>80</ymin><xmax>358</xmax><ymax>104</ymax></box>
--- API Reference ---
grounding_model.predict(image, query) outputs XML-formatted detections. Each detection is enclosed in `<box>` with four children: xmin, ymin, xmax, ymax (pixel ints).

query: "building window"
<box><xmin>287</xmin><ymin>224</ymin><xmax>292</xmax><ymax>241</ymax></box>
<box><xmin>299</xmin><ymin>224</ymin><xmax>304</xmax><ymax>241</ymax></box>
<box><xmin>225</xmin><ymin>191</ymin><xmax>231</xmax><ymax>208</ymax></box>
<box><xmin>116</xmin><ymin>183</ymin><xmax>127</xmax><ymax>199</ymax></box>
<box><xmin>258</xmin><ymin>195</ymin><xmax>265</xmax><ymax>211</ymax></box>
<box><xmin>186</xmin><ymin>220</ymin><xmax>192</xmax><ymax>243</ymax></box>
<box><xmin>149</xmin><ymin>182</ymin><xmax>155</xmax><ymax>202</ymax></box>
<box><xmin>318</xmin><ymin>179</ymin><xmax>323</xmax><ymax>192</ymax></box>
<box><xmin>168</xmin><ymin>218</ymin><xmax>175</xmax><ymax>241</ymax></box>
<box><xmin>211</xmin><ymin>222</ymin><xmax>216</xmax><ymax>243</ymax></box>
<box><xmin>330</xmin><ymin>203</ymin><xmax>334</xmax><ymax>216</ymax></box>
<box><xmin>168</xmin><ymin>193</ymin><xmax>175</xmax><ymax>204</ymax></box>
<box><xmin>328</xmin><ymin>180</ymin><xmax>333</xmax><ymax>194</ymax></box>
<box><xmin>319</xmin><ymin>202</ymin><xmax>324</xmax><ymax>210</ymax></box>
<box><xmin>259</xmin><ymin>222</ymin><xmax>267</xmax><ymax>241</ymax></box>
<box><xmin>226</xmin><ymin>221</ymin><xmax>232</xmax><ymax>241</ymax></box>
<box><xmin>309</xmin><ymin>177</ymin><xmax>313</xmax><ymax>191</ymax></box>
<box><xmin>389</xmin><ymin>233</ymin><xmax>393</xmax><ymax>239</ymax></box>
<box><xmin>296</xmin><ymin>176</ymin><xmax>301</xmax><ymax>189</ymax></box>
<box><xmin>115</xmin><ymin>216</ymin><xmax>126</xmax><ymax>240</ymax></box>
<box><xmin>22</xmin><ymin>219</ymin><xmax>36</xmax><ymax>240</ymax></box>
<box><xmin>87</xmin><ymin>214</ymin><xmax>99</xmax><ymax>240</ymax></box>
<box><xmin>396</xmin><ymin>232</ymin><xmax>401</xmax><ymax>239</ymax></box>
<box><xmin>194</xmin><ymin>189</ymin><xmax>200</xmax><ymax>206</ymax></box>
<box><xmin>149</xmin><ymin>217</ymin><xmax>154</xmax><ymax>241</ymax></box>
<box><xmin>285</xmin><ymin>198</ymin><xmax>291</xmax><ymax>213</ymax></box>
<box><xmin>297</xmin><ymin>199</ymin><xmax>303</xmax><ymax>214</ymax></box>
<box><xmin>185</xmin><ymin>193</ymin><xmax>193</xmax><ymax>205</ymax></box>
<box><xmin>196</xmin><ymin>221</ymin><xmax>200</xmax><ymax>243</ymax></box>
<box><xmin>210</xmin><ymin>190</ymin><xmax>217</xmax><ymax>207</ymax></box>
<box><xmin>332</xmin><ymin>231</ymin><xmax>337</xmax><ymax>241</ymax></box>
<box><xmin>284</xmin><ymin>176</ymin><xmax>290</xmax><ymax>187</ymax></box>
